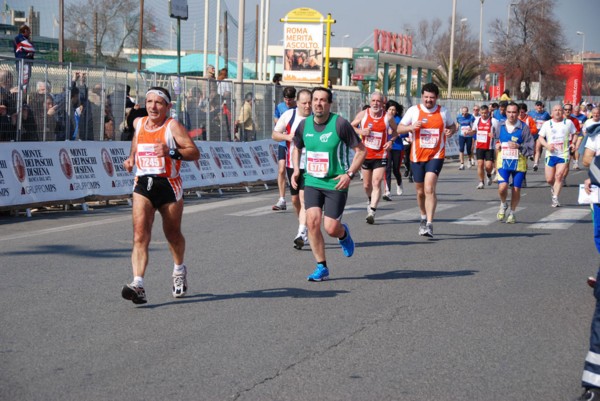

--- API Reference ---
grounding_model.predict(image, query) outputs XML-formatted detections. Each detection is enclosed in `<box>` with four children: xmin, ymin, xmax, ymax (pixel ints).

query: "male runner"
<box><xmin>473</xmin><ymin>105</ymin><xmax>498</xmax><ymax>189</ymax></box>
<box><xmin>272</xmin><ymin>86</ymin><xmax>296</xmax><ymax>211</ymax></box>
<box><xmin>456</xmin><ymin>106</ymin><xmax>475</xmax><ymax>170</ymax></box>
<box><xmin>121</xmin><ymin>87</ymin><xmax>200</xmax><ymax>304</ymax></box>
<box><xmin>272</xmin><ymin>89</ymin><xmax>312</xmax><ymax>249</ymax></box>
<box><xmin>397</xmin><ymin>83</ymin><xmax>456</xmax><ymax>238</ymax></box>
<box><xmin>537</xmin><ymin>104</ymin><xmax>576</xmax><ymax>207</ymax></box>
<box><xmin>351</xmin><ymin>91</ymin><xmax>398</xmax><ymax>224</ymax></box>
<box><xmin>529</xmin><ymin>101</ymin><xmax>551</xmax><ymax>171</ymax></box>
<box><xmin>291</xmin><ymin>87</ymin><xmax>366</xmax><ymax>281</ymax></box>
<box><xmin>495</xmin><ymin>102</ymin><xmax>534</xmax><ymax>223</ymax></box>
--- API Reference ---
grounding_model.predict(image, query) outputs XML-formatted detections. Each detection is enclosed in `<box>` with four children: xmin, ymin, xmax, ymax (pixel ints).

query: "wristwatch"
<box><xmin>346</xmin><ymin>171</ymin><xmax>355</xmax><ymax>180</ymax></box>
<box><xmin>168</xmin><ymin>148</ymin><xmax>183</xmax><ymax>160</ymax></box>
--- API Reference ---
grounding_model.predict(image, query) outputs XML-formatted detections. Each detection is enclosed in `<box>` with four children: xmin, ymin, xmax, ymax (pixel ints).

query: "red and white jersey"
<box><xmin>400</xmin><ymin>104</ymin><xmax>454</xmax><ymax>162</ymax></box>
<box><xmin>360</xmin><ymin>109</ymin><xmax>391</xmax><ymax>160</ymax></box>
<box><xmin>273</xmin><ymin>108</ymin><xmax>307</xmax><ymax>169</ymax></box>
<box><xmin>473</xmin><ymin>116</ymin><xmax>498</xmax><ymax>150</ymax></box>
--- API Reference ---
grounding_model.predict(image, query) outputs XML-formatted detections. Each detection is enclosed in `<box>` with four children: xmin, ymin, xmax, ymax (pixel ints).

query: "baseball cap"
<box><xmin>535</xmin><ymin>101</ymin><xmax>543</xmax><ymax>106</ymax></box>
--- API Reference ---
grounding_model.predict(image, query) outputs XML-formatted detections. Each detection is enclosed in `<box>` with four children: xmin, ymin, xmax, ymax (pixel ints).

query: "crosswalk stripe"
<box><xmin>528</xmin><ymin>208</ymin><xmax>590</xmax><ymax>230</ymax></box>
<box><xmin>453</xmin><ymin>206</ymin><xmax>525</xmax><ymax>226</ymax></box>
<box><xmin>184</xmin><ymin>196</ymin><xmax>271</xmax><ymax>215</ymax></box>
<box><xmin>344</xmin><ymin>202</ymin><xmax>370</xmax><ymax>215</ymax></box>
<box><xmin>382</xmin><ymin>203</ymin><xmax>457</xmax><ymax>221</ymax></box>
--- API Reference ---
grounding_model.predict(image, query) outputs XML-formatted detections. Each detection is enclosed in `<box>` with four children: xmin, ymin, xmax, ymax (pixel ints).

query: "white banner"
<box><xmin>0</xmin><ymin>139</ymin><xmax>279</xmax><ymax>208</ymax></box>
<box><xmin>283</xmin><ymin>22</ymin><xmax>323</xmax><ymax>84</ymax></box>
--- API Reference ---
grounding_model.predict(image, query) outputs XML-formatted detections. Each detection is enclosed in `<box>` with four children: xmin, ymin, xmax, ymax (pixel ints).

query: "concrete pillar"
<box><xmin>395</xmin><ymin>64</ymin><xmax>401</xmax><ymax>99</ymax></box>
<box><xmin>342</xmin><ymin>58</ymin><xmax>349</xmax><ymax>86</ymax></box>
<box><xmin>383</xmin><ymin>62</ymin><xmax>389</xmax><ymax>96</ymax></box>
<box><xmin>416</xmin><ymin>67</ymin><xmax>423</xmax><ymax>96</ymax></box>
<box><xmin>427</xmin><ymin>69</ymin><xmax>433</xmax><ymax>83</ymax></box>
<box><xmin>405</xmin><ymin>66</ymin><xmax>413</xmax><ymax>98</ymax></box>
<box><xmin>269</xmin><ymin>56</ymin><xmax>276</xmax><ymax>81</ymax></box>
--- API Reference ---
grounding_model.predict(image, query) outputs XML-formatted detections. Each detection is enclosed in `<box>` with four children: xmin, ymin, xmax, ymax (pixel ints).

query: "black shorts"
<box><xmin>286</xmin><ymin>167</ymin><xmax>305</xmax><ymax>196</ymax></box>
<box><xmin>304</xmin><ymin>186</ymin><xmax>348</xmax><ymax>220</ymax></box>
<box><xmin>410</xmin><ymin>159</ymin><xmax>444</xmax><ymax>183</ymax></box>
<box><xmin>362</xmin><ymin>158</ymin><xmax>387</xmax><ymax>170</ymax></box>
<box><xmin>476</xmin><ymin>148</ymin><xmax>495</xmax><ymax>161</ymax></box>
<box><xmin>134</xmin><ymin>176</ymin><xmax>178</xmax><ymax>209</ymax></box>
<box><xmin>278</xmin><ymin>145</ymin><xmax>287</xmax><ymax>161</ymax></box>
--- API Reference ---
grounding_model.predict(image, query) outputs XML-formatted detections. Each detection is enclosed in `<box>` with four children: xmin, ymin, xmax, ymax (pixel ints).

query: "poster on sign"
<box><xmin>282</xmin><ymin>8</ymin><xmax>324</xmax><ymax>84</ymax></box>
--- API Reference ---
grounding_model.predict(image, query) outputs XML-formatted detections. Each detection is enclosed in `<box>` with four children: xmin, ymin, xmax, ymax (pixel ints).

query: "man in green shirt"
<box><xmin>291</xmin><ymin>87</ymin><xmax>366</xmax><ymax>281</ymax></box>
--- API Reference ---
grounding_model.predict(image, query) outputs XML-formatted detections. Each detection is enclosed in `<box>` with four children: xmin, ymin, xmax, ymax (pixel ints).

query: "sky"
<box><xmin>15</xmin><ymin>0</ymin><xmax>600</xmax><ymax>58</ymax></box>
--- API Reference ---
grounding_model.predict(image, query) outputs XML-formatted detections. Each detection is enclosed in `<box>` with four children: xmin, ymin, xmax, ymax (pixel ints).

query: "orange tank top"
<box><xmin>411</xmin><ymin>105</ymin><xmax>445</xmax><ymax>162</ymax></box>
<box><xmin>361</xmin><ymin>109</ymin><xmax>389</xmax><ymax>160</ymax></box>
<box><xmin>135</xmin><ymin>116</ymin><xmax>181</xmax><ymax>179</ymax></box>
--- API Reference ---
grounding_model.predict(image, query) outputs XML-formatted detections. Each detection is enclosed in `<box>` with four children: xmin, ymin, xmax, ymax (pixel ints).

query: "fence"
<box><xmin>4</xmin><ymin>57</ymin><xmax>597</xmax><ymax>145</ymax></box>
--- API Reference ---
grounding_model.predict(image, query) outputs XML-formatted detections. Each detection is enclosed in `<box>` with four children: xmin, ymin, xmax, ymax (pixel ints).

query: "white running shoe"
<box><xmin>272</xmin><ymin>198</ymin><xmax>287</xmax><ymax>211</ymax></box>
<box><xmin>551</xmin><ymin>196</ymin><xmax>560</xmax><ymax>208</ymax></box>
<box><xmin>477</xmin><ymin>182</ymin><xmax>484</xmax><ymax>189</ymax></box>
<box><xmin>396</xmin><ymin>183</ymin><xmax>404</xmax><ymax>196</ymax></box>
<box><xmin>458</xmin><ymin>164</ymin><xmax>465</xmax><ymax>170</ymax></box>
<box><xmin>366</xmin><ymin>209</ymin><xmax>375</xmax><ymax>225</ymax></box>
<box><xmin>172</xmin><ymin>266</ymin><xmax>187</xmax><ymax>298</ymax></box>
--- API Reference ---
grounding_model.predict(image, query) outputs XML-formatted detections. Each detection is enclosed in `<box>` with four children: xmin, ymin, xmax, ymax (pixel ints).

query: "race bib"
<box><xmin>476</xmin><ymin>130</ymin><xmax>489</xmax><ymax>143</ymax></box>
<box><xmin>420</xmin><ymin>128</ymin><xmax>439</xmax><ymax>149</ymax></box>
<box><xmin>137</xmin><ymin>143</ymin><xmax>166</xmax><ymax>174</ymax></box>
<box><xmin>364</xmin><ymin>131</ymin><xmax>383</xmax><ymax>150</ymax></box>
<box><xmin>306</xmin><ymin>151</ymin><xmax>329</xmax><ymax>178</ymax></box>
<box><xmin>501</xmin><ymin>142</ymin><xmax>519</xmax><ymax>160</ymax></box>
<box><xmin>461</xmin><ymin>126</ymin><xmax>471</xmax><ymax>136</ymax></box>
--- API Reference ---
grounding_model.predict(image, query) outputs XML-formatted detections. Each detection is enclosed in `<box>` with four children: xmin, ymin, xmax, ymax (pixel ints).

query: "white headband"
<box><xmin>146</xmin><ymin>89</ymin><xmax>171</xmax><ymax>104</ymax></box>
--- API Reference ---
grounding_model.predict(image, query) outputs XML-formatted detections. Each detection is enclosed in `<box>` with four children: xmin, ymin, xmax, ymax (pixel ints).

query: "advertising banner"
<box><xmin>351</xmin><ymin>47</ymin><xmax>379</xmax><ymax>82</ymax></box>
<box><xmin>0</xmin><ymin>139</ymin><xmax>279</xmax><ymax>208</ymax></box>
<box><xmin>282</xmin><ymin>8</ymin><xmax>324</xmax><ymax>84</ymax></box>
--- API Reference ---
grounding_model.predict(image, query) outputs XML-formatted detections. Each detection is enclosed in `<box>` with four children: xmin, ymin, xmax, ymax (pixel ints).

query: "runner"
<box><xmin>351</xmin><ymin>91</ymin><xmax>399</xmax><ymax>224</ymax></box>
<box><xmin>495</xmin><ymin>102</ymin><xmax>534</xmax><ymax>223</ymax></box>
<box><xmin>562</xmin><ymin>103</ymin><xmax>582</xmax><ymax>187</ymax></box>
<box><xmin>397</xmin><ymin>83</ymin><xmax>456</xmax><ymax>238</ymax></box>
<box><xmin>518</xmin><ymin>103</ymin><xmax>539</xmax><ymax>188</ymax></box>
<box><xmin>291</xmin><ymin>87</ymin><xmax>366</xmax><ymax>281</ymax></box>
<box><xmin>121</xmin><ymin>87</ymin><xmax>200</xmax><ymax>304</ymax></box>
<box><xmin>456</xmin><ymin>106</ymin><xmax>476</xmax><ymax>170</ymax></box>
<box><xmin>272</xmin><ymin>86</ymin><xmax>297</xmax><ymax>211</ymax></box>
<box><xmin>473</xmin><ymin>105</ymin><xmax>498</xmax><ymax>189</ymax></box>
<box><xmin>528</xmin><ymin>101</ymin><xmax>551</xmax><ymax>171</ymax></box>
<box><xmin>537</xmin><ymin>104</ymin><xmax>576</xmax><ymax>207</ymax></box>
<box><xmin>382</xmin><ymin>100</ymin><xmax>407</xmax><ymax>200</ymax></box>
<box><xmin>271</xmin><ymin>89</ymin><xmax>312</xmax><ymax>249</ymax></box>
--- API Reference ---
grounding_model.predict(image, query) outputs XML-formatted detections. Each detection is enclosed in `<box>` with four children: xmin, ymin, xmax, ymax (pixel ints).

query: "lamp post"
<box><xmin>577</xmin><ymin>31</ymin><xmax>585</xmax><ymax>63</ymax></box>
<box><xmin>479</xmin><ymin>0</ymin><xmax>484</xmax><ymax>64</ymax></box>
<box><xmin>447</xmin><ymin>0</ymin><xmax>457</xmax><ymax>99</ymax></box>
<box><xmin>342</xmin><ymin>34</ymin><xmax>350</xmax><ymax>47</ymax></box>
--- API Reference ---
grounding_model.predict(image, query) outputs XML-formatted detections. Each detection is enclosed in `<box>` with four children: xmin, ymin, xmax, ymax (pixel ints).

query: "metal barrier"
<box><xmin>3</xmin><ymin>57</ymin><xmax>589</xmax><ymax>145</ymax></box>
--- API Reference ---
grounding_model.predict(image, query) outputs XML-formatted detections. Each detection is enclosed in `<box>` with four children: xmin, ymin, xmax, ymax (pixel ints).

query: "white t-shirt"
<box><xmin>583</xmin><ymin>118</ymin><xmax>600</xmax><ymax>136</ymax></box>
<box><xmin>273</xmin><ymin>108</ymin><xmax>307</xmax><ymax>169</ymax></box>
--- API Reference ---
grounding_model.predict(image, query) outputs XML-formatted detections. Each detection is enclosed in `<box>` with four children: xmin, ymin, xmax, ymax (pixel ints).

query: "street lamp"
<box><xmin>577</xmin><ymin>31</ymin><xmax>585</xmax><ymax>63</ymax></box>
<box><xmin>447</xmin><ymin>0</ymin><xmax>457</xmax><ymax>98</ymax></box>
<box><xmin>479</xmin><ymin>0</ymin><xmax>484</xmax><ymax>64</ymax></box>
<box><xmin>342</xmin><ymin>34</ymin><xmax>350</xmax><ymax>47</ymax></box>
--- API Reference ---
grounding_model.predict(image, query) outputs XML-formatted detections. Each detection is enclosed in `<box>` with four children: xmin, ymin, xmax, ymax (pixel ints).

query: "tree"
<box><xmin>65</xmin><ymin>0</ymin><xmax>163</xmax><ymax>63</ymax></box>
<box><xmin>411</xmin><ymin>18</ymin><xmax>443</xmax><ymax>60</ymax></box>
<box><xmin>488</xmin><ymin>0</ymin><xmax>567</xmax><ymax>100</ymax></box>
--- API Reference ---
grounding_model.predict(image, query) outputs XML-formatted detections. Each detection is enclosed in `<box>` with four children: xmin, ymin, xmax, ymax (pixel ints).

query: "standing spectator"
<box><xmin>236</xmin><ymin>92</ymin><xmax>256</xmax><ymax>141</ymax></box>
<box><xmin>12</xmin><ymin>103</ymin><xmax>38</xmax><ymax>141</ymax></box>
<box><xmin>216</xmin><ymin>68</ymin><xmax>232</xmax><ymax>100</ymax></box>
<box><xmin>13</xmin><ymin>24</ymin><xmax>35</xmax><ymax>90</ymax></box>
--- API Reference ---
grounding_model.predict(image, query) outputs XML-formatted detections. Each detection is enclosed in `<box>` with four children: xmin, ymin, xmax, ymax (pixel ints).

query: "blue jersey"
<box><xmin>493</xmin><ymin>109</ymin><xmax>507</xmax><ymax>122</ymax></box>
<box><xmin>456</xmin><ymin>113</ymin><xmax>475</xmax><ymax>136</ymax></box>
<box><xmin>274</xmin><ymin>101</ymin><xmax>290</xmax><ymax>146</ymax></box>
<box><xmin>390</xmin><ymin>115</ymin><xmax>407</xmax><ymax>151</ymax></box>
<box><xmin>528</xmin><ymin>110</ymin><xmax>551</xmax><ymax>130</ymax></box>
<box><xmin>497</xmin><ymin>120</ymin><xmax>532</xmax><ymax>172</ymax></box>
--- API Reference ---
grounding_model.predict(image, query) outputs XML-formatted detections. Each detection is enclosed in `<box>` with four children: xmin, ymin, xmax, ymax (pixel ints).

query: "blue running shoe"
<box><xmin>338</xmin><ymin>223</ymin><xmax>354</xmax><ymax>257</ymax></box>
<box><xmin>307</xmin><ymin>263</ymin><xmax>329</xmax><ymax>281</ymax></box>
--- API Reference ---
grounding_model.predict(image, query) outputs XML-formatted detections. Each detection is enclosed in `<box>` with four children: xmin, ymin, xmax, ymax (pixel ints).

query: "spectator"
<box><xmin>217</xmin><ymin>68</ymin><xmax>232</xmax><ymax>100</ymax></box>
<box><xmin>236</xmin><ymin>92</ymin><xmax>256</xmax><ymax>141</ymax></box>
<box><xmin>12</xmin><ymin>103</ymin><xmax>38</xmax><ymax>141</ymax></box>
<box><xmin>13</xmin><ymin>24</ymin><xmax>35</xmax><ymax>90</ymax></box>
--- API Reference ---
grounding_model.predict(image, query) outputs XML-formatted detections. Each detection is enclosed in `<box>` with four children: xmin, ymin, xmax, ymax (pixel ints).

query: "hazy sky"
<box><xmin>17</xmin><ymin>0</ymin><xmax>599</xmax><ymax>57</ymax></box>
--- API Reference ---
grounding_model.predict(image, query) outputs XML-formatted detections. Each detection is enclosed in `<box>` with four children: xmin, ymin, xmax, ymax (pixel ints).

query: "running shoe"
<box><xmin>588</xmin><ymin>276</ymin><xmax>597</xmax><ymax>289</ymax></box>
<box><xmin>396</xmin><ymin>183</ymin><xmax>404</xmax><ymax>195</ymax></box>
<box><xmin>497</xmin><ymin>204</ymin><xmax>508</xmax><ymax>221</ymax></box>
<box><xmin>486</xmin><ymin>175</ymin><xmax>492</xmax><ymax>186</ymax></box>
<box><xmin>469</xmin><ymin>160</ymin><xmax>474</xmax><ymax>168</ymax></box>
<box><xmin>574</xmin><ymin>161</ymin><xmax>580</xmax><ymax>170</ymax></box>
<box><xmin>272</xmin><ymin>199</ymin><xmax>287</xmax><ymax>211</ymax></box>
<box><xmin>458</xmin><ymin>164</ymin><xmax>465</xmax><ymax>170</ymax></box>
<box><xmin>506</xmin><ymin>213</ymin><xmax>516</xmax><ymax>224</ymax></box>
<box><xmin>338</xmin><ymin>223</ymin><xmax>354</xmax><ymax>257</ymax></box>
<box><xmin>382</xmin><ymin>192</ymin><xmax>392</xmax><ymax>202</ymax></box>
<box><xmin>551</xmin><ymin>196</ymin><xmax>561</xmax><ymax>208</ymax></box>
<box><xmin>418</xmin><ymin>219</ymin><xmax>427</xmax><ymax>236</ymax></box>
<box><xmin>573</xmin><ymin>388</ymin><xmax>600</xmax><ymax>401</ymax></box>
<box><xmin>423</xmin><ymin>222</ymin><xmax>434</xmax><ymax>238</ymax></box>
<box><xmin>294</xmin><ymin>234</ymin><xmax>305</xmax><ymax>250</ymax></box>
<box><xmin>366</xmin><ymin>209</ymin><xmax>375</xmax><ymax>224</ymax></box>
<box><xmin>307</xmin><ymin>263</ymin><xmax>329</xmax><ymax>281</ymax></box>
<box><xmin>122</xmin><ymin>282</ymin><xmax>147</xmax><ymax>304</ymax></box>
<box><xmin>533</xmin><ymin>164</ymin><xmax>538</xmax><ymax>172</ymax></box>
<box><xmin>172</xmin><ymin>266</ymin><xmax>187</xmax><ymax>298</ymax></box>
<box><xmin>477</xmin><ymin>181</ymin><xmax>484</xmax><ymax>189</ymax></box>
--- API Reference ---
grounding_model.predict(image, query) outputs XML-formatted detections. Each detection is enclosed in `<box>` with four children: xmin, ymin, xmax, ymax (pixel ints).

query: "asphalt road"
<box><xmin>0</xmin><ymin>162</ymin><xmax>596</xmax><ymax>401</ymax></box>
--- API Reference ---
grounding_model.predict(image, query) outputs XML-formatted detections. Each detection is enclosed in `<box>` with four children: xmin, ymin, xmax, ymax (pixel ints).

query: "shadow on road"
<box><xmin>139</xmin><ymin>287</ymin><xmax>350</xmax><ymax>309</ymax></box>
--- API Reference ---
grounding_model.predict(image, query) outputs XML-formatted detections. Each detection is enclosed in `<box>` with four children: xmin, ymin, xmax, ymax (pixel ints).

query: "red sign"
<box><xmin>373</xmin><ymin>30</ymin><xmax>412</xmax><ymax>56</ymax></box>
